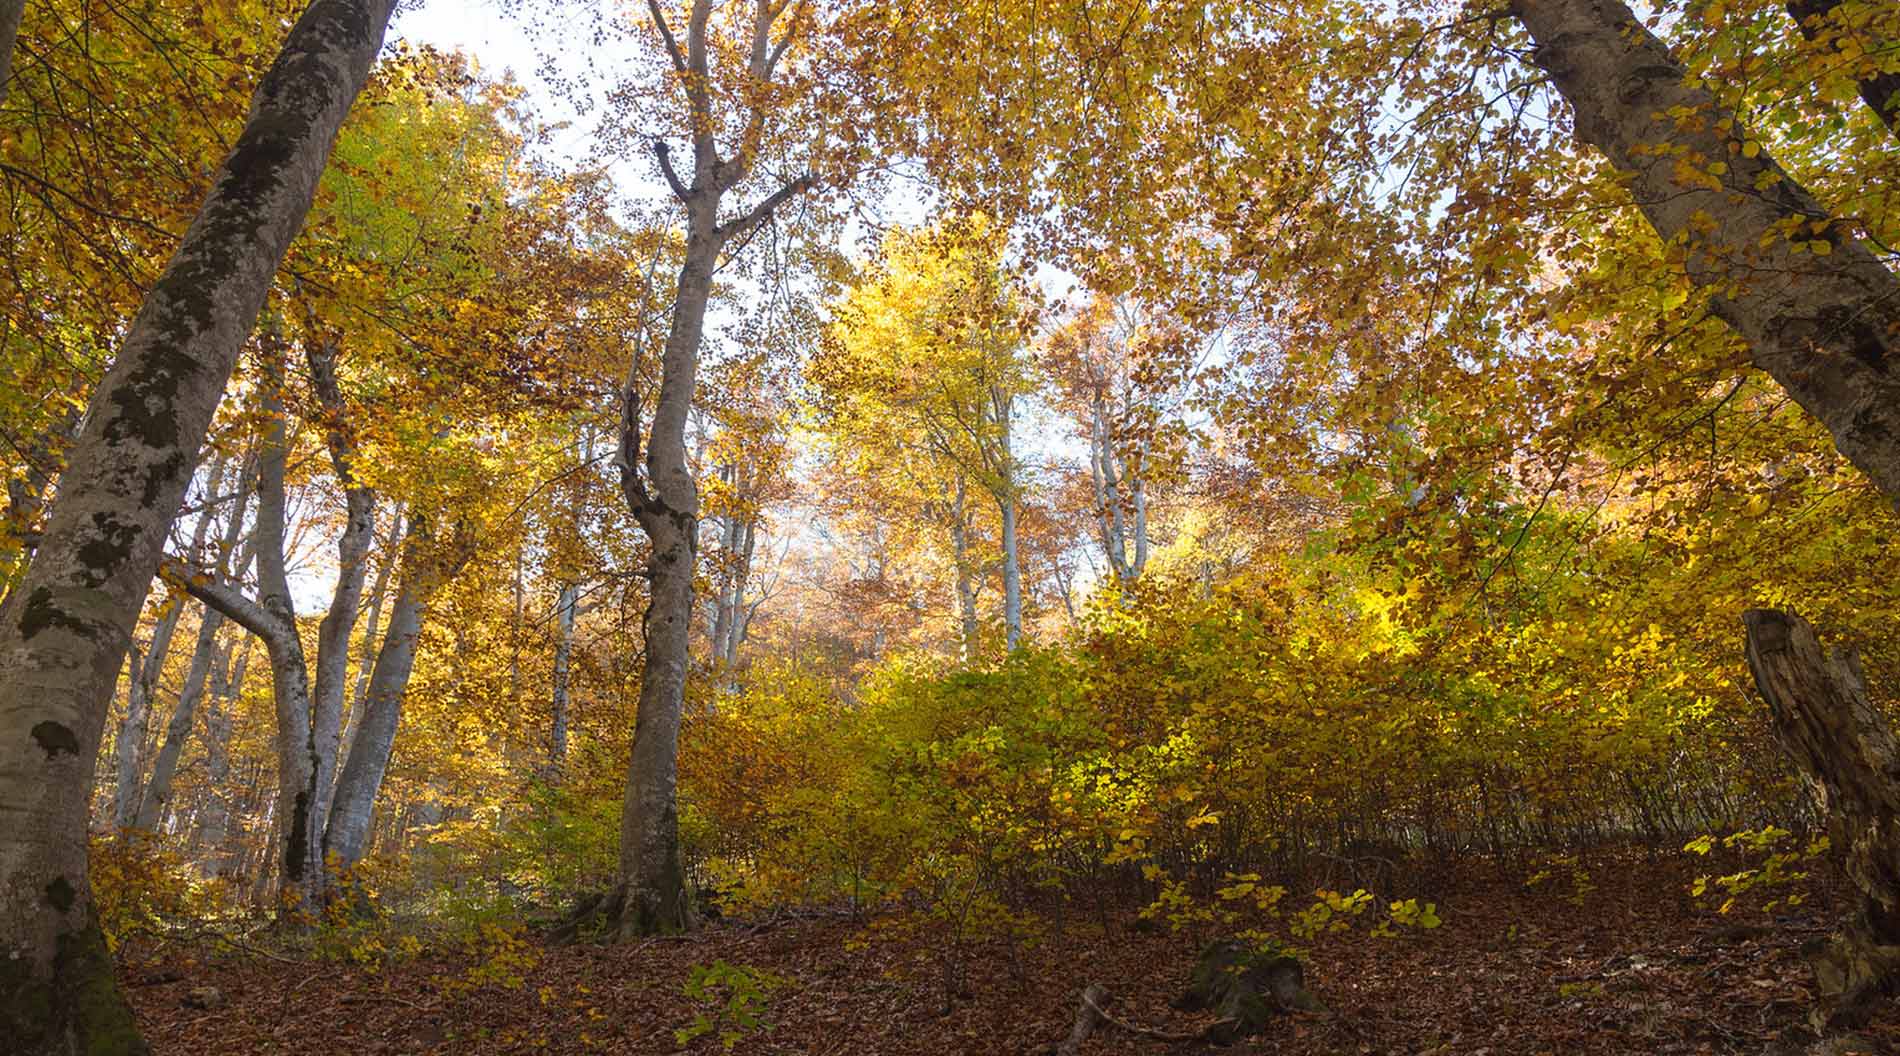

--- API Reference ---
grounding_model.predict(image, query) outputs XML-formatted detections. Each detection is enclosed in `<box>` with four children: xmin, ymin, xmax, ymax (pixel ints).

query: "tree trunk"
<box><xmin>949</xmin><ymin>478</ymin><xmax>979</xmax><ymax>660</ymax></box>
<box><xmin>110</xmin><ymin>590</ymin><xmax>185</xmax><ymax>829</ymax></box>
<box><xmin>600</xmin><ymin>0</ymin><xmax>811</xmax><ymax>940</ymax></box>
<box><xmin>1787</xmin><ymin>0</ymin><xmax>1900</xmax><ymax>141</ymax></box>
<box><xmin>136</xmin><ymin>520</ymin><xmax>255</xmax><ymax>835</ymax></box>
<box><xmin>0</xmin><ymin>0</ymin><xmax>396</xmax><ymax>1046</ymax></box>
<box><xmin>1511</xmin><ymin>0</ymin><xmax>1900</xmax><ymax>507</ymax></box>
<box><xmin>613</xmin><ymin>218</ymin><xmax>717</xmax><ymax>936</ymax></box>
<box><xmin>993</xmin><ymin>386</ymin><xmax>1021</xmax><ymax>651</ymax></box>
<box><xmin>550</xmin><ymin>580</ymin><xmax>578</xmax><ymax>766</ymax></box>
<box><xmin>195</xmin><ymin>637</ymin><xmax>250</xmax><ymax>875</ymax></box>
<box><xmin>304</xmin><ymin>339</ymin><xmax>375</xmax><ymax>834</ymax></box>
<box><xmin>0</xmin><ymin>0</ymin><xmax>23</xmax><ymax>107</ymax></box>
<box><xmin>1742</xmin><ymin>608</ymin><xmax>1900</xmax><ymax>1030</ymax></box>
<box><xmin>323</xmin><ymin>571</ymin><xmax>424</xmax><ymax>872</ymax></box>
<box><xmin>337</xmin><ymin>506</ymin><xmax>402</xmax><ymax>781</ymax></box>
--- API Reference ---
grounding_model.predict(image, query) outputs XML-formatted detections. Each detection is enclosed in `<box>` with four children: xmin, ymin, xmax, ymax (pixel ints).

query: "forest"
<box><xmin>3</xmin><ymin>0</ymin><xmax>1900</xmax><ymax>1053</ymax></box>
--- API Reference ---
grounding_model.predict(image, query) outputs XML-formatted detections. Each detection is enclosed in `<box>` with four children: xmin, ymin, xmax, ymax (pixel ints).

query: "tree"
<box><xmin>1509</xmin><ymin>0</ymin><xmax>1900</xmax><ymax>507</ymax></box>
<box><xmin>0</xmin><ymin>0</ymin><xmax>396</xmax><ymax>1048</ymax></box>
<box><xmin>601</xmin><ymin>0</ymin><xmax>818</xmax><ymax>936</ymax></box>
<box><xmin>811</xmin><ymin>216</ymin><xmax>1035</xmax><ymax>656</ymax></box>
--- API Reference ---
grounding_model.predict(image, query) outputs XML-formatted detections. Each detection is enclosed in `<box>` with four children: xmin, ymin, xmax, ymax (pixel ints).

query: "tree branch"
<box><xmin>716</xmin><ymin>174</ymin><xmax>813</xmax><ymax>244</ymax></box>
<box><xmin>643</xmin><ymin>0</ymin><xmax>689</xmax><ymax>73</ymax></box>
<box><xmin>653</xmin><ymin>139</ymin><xmax>690</xmax><ymax>202</ymax></box>
<box><xmin>163</xmin><ymin>558</ymin><xmax>282</xmax><ymax>642</ymax></box>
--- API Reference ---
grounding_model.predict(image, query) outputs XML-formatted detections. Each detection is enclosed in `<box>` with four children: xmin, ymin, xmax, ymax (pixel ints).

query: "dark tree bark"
<box><xmin>1743</xmin><ymin>609</ymin><xmax>1900</xmax><ymax>1030</ymax></box>
<box><xmin>0</xmin><ymin>0</ymin><xmax>396</xmax><ymax>1047</ymax></box>
<box><xmin>1512</xmin><ymin>0</ymin><xmax>1900</xmax><ymax>507</ymax></box>
<box><xmin>0</xmin><ymin>0</ymin><xmax>23</xmax><ymax>107</ymax></box>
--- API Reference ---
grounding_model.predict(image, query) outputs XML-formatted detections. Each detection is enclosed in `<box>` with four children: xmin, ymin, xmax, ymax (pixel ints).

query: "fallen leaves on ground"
<box><xmin>127</xmin><ymin>852</ymin><xmax>1900</xmax><ymax>1055</ymax></box>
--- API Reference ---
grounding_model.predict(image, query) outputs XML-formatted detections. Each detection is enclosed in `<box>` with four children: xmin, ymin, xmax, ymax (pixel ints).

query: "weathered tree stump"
<box><xmin>1177</xmin><ymin>939</ymin><xmax>1324</xmax><ymax>1044</ymax></box>
<box><xmin>1743</xmin><ymin>609</ymin><xmax>1900</xmax><ymax>1031</ymax></box>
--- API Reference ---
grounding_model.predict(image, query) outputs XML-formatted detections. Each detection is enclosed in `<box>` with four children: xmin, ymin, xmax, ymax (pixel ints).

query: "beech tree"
<box><xmin>1508</xmin><ymin>0</ymin><xmax>1900</xmax><ymax>507</ymax></box>
<box><xmin>597</xmin><ymin>0</ymin><xmax>820</xmax><ymax>936</ymax></box>
<box><xmin>0</xmin><ymin>0</ymin><xmax>396</xmax><ymax>1049</ymax></box>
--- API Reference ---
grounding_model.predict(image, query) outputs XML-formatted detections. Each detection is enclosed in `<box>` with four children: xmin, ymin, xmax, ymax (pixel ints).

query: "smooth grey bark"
<box><xmin>136</xmin><ymin>465</ymin><xmax>256</xmax><ymax>833</ymax></box>
<box><xmin>1512</xmin><ymin>0</ymin><xmax>1900</xmax><ymax>507</ymax></box>
<box><xmin>1087</xmin><ymin>384</ymin><xmax>1149</xmax><ymax>586</ymax></box>
<box><xmin>340</xmin><ymin>501</ymin><xmax>402</xmax><ymax>774</ymax></box>
<box><xmin>109</xmin><ymin>581</ymin><xmax>185</xmax><ymax>829</ymax></box>
<box><xmin>946</xmin><ymin>478</ymin><xmax>979</xmax><ymax>660</ymax></box>
<box><xmin>0</xmin><ymin>0</ymin><xmax>396</xmax><ymax>1046</ymax></box>
<box><xmin>186</xmin><ymin>378</ymin><xmax>325</xmax><ymax>911</ymax></box>
<box><xmin>322</xmin><ymin>567</ymin><xmax>424</xmax><ymax>871</ymax></box>
<box><xmin>550</xmin><ymin>580</ymin><xmax>578</xmax><ymax>765</ymax></box>
<box><xmin>599</xmin><ymin>0</ymin><xmax>811</xmax><ymax>938</ymax></box>
<box><xmin>1788</xmin><ymin>0</ymin><xmax>1900</xmax><ymax>141</ymax></box>
<box><xmin>194</xmin><ymin>636</ymin><xmax>249</xmax><ymax>873</ymax></box>
<box><xmin>990</xmin><ymin>385</ymin><xmax>1021</xmax><ymax>651</ymax></box>
<box><xmin>304</xmin><ymin>340</ymin><xmax>375</xmax><ymax>833</ymax></box>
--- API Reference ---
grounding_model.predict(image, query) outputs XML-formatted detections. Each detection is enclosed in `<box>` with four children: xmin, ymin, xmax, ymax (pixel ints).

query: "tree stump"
<box><xmin>1177</xmin><ymin>940</ymin><xmax>1324</xmax><ymax>1044</ymax></box>
<box><xmin>1743</xmin><ymin>608</ymin><xmax>1900</xmax><ymax>1030</ymax></box>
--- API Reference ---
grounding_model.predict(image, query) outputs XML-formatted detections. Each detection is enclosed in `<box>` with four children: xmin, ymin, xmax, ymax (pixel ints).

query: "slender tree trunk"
<box><xmin>136</xmin><ymin>522</ymin><xmax>254</xmax><ymax>835</ymax></box>
<box><xmin>550</xmin><ymin>581</ymin><xmax>578</xmax><ymax>766</ymax></box>
<box><xmin>337</xmin><ymin>508</ymin><xmax>400</xmax><ymax>781</ymax></box>
<box><xmin>323</xmin><ymin>572</ymin><xmax>424</xmax><ymax>872</ymax></box>
<box><xmin>110</xmin><ymin>591</ymin><xmax>185</xmax><ymax>829</ymax></box>
<box><xmin>595</xmin><ymin>0</ymin><xmax>811</xmax><ymax>941</ymax></box>
<box><xmin>0</xmin><ymin>0</ymin><xmax>396</xmax><ymax>1044</ymax></box>
<box><xmin>949</xmin><ymin>479</ymin><xmax>979</xmax><ymax>660</ymax></box>
<box><xmin>1787</xmin><ymin>0</ymin><xmax>1900</xmax><ymax>140</ymax></box>
<box><xmin>195</xmin><ymin>637</ymin><xmax>250</xmax><ymax>875</ymax></box>
<box><xmin>0</xmin><ymin>0</ymin><xmax>24</xmax><ymax>107</ymax></box>
<box><xmin>992</xmin><ymin>386</ymin><xmax>1021</xmax><ymax>651</ymax></box>
<box><xmin>613</xmin><ymin>220</ymin><xmax>717</xmax><ymax>936</ymax></box>
<box><xmin>1743</xmin><ymin>609</ymin><xmax>1900</xmax><ymax>1029</ymax></box>
<box><xmin>1512</xmin><ymin>0</ymin><xmax>1900</xmax><ymax>506</ymax></box>
<box><xmin>304</xmin><ymin>340</ymin><xmax>375</xmax><ymax>833</ymax></box>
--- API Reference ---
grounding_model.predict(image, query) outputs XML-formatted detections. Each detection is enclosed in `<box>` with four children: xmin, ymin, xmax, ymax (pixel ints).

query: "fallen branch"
<box><xmin>1055</xmin><ymin>984</ymin><xmax>1236</xmax><ymax>1053</ymax></box>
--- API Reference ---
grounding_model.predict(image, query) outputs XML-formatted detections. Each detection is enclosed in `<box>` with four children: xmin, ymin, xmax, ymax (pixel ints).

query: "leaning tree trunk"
<box><xmin>110</xmin><ymin>587</ymin><xmax>186</xmax><ymax>829</ymax></box>
<box><xmin>323</xmin><ymin>573</ymin><xmax>424</xmax><ymax>872</ymax></box>
<box><xmin>1511</xmin><ymin>0</ymin><xmax>1900</xmax><ymax>507</ymax></box>
<box><xmin>1742</xmin><ymin>609</ymin><xmax>1900</xmax><ymax>1030</ymax></box>
<box><xmin>0</xmin><ymin>0</ymin><xmax>396</xmax><ymax>1047</ymax></box>
<box><xmin>1787</xmin><ymin>0</ymin><xmax>1900</xmax><ymax>141</ymax></box>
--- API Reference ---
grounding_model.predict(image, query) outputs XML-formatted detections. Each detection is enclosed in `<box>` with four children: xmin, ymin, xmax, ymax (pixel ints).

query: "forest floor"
<box><xmin>125</xmin><ymin>850</ymin><xmax>1898</xmax><ymax>1055</ymax></box>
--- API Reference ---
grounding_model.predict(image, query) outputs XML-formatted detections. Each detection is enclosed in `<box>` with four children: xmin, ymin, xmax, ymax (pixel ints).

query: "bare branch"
<box><xmin>716</xmin><ymin>174</ymin><xmax>813</xmax><ymax>245</ymax></box>
<box><xmin>643</xmin><ymin>0</ymin><xmax>689</xmax><ymax>73</ymax></box>
<box><xmin>163</xmin><ymin>558</ymin><xmax>281</xmax><ymax>641</ymax></box>
<box><xmin>653</xmin><ymin>139</ymin><xmax>690</xmax><ymax>202</ymax></box>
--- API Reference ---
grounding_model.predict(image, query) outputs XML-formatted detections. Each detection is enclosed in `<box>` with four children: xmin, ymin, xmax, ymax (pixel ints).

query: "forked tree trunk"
<box><xmin>1512</xmin><ymin>0</ymin><xmax>1900</xmax><ymax>507</ymax></box>
<box><xmin>0</xmin><ymin>1</ymin><xmax>396</xmax><ymax>1047</ymax></box>
<box><xmin>601</xmin><ymin>0</ymin><xmax>811</xmax><ymax>939</ymax></box>
<box><xmin>324</xmin><ymin>520</ymin><xmax>466</xmax><ymax>873</ymax></box>
<box><xmin>323</xmin><ymin>574</ymin><xmax>423</xmax><ymax>872</ymax></box>
<box><xmin>1742</xmin><ymin>609</ymin><xmax>1900</xmax><ymax>1030</ymax></box>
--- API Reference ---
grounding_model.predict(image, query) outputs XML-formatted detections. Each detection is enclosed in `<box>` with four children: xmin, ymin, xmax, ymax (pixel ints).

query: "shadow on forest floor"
<box><xmin>125</xmin><ymin>851</ymin><xmax>1899</xmax><ymax>1054</ymax></box>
